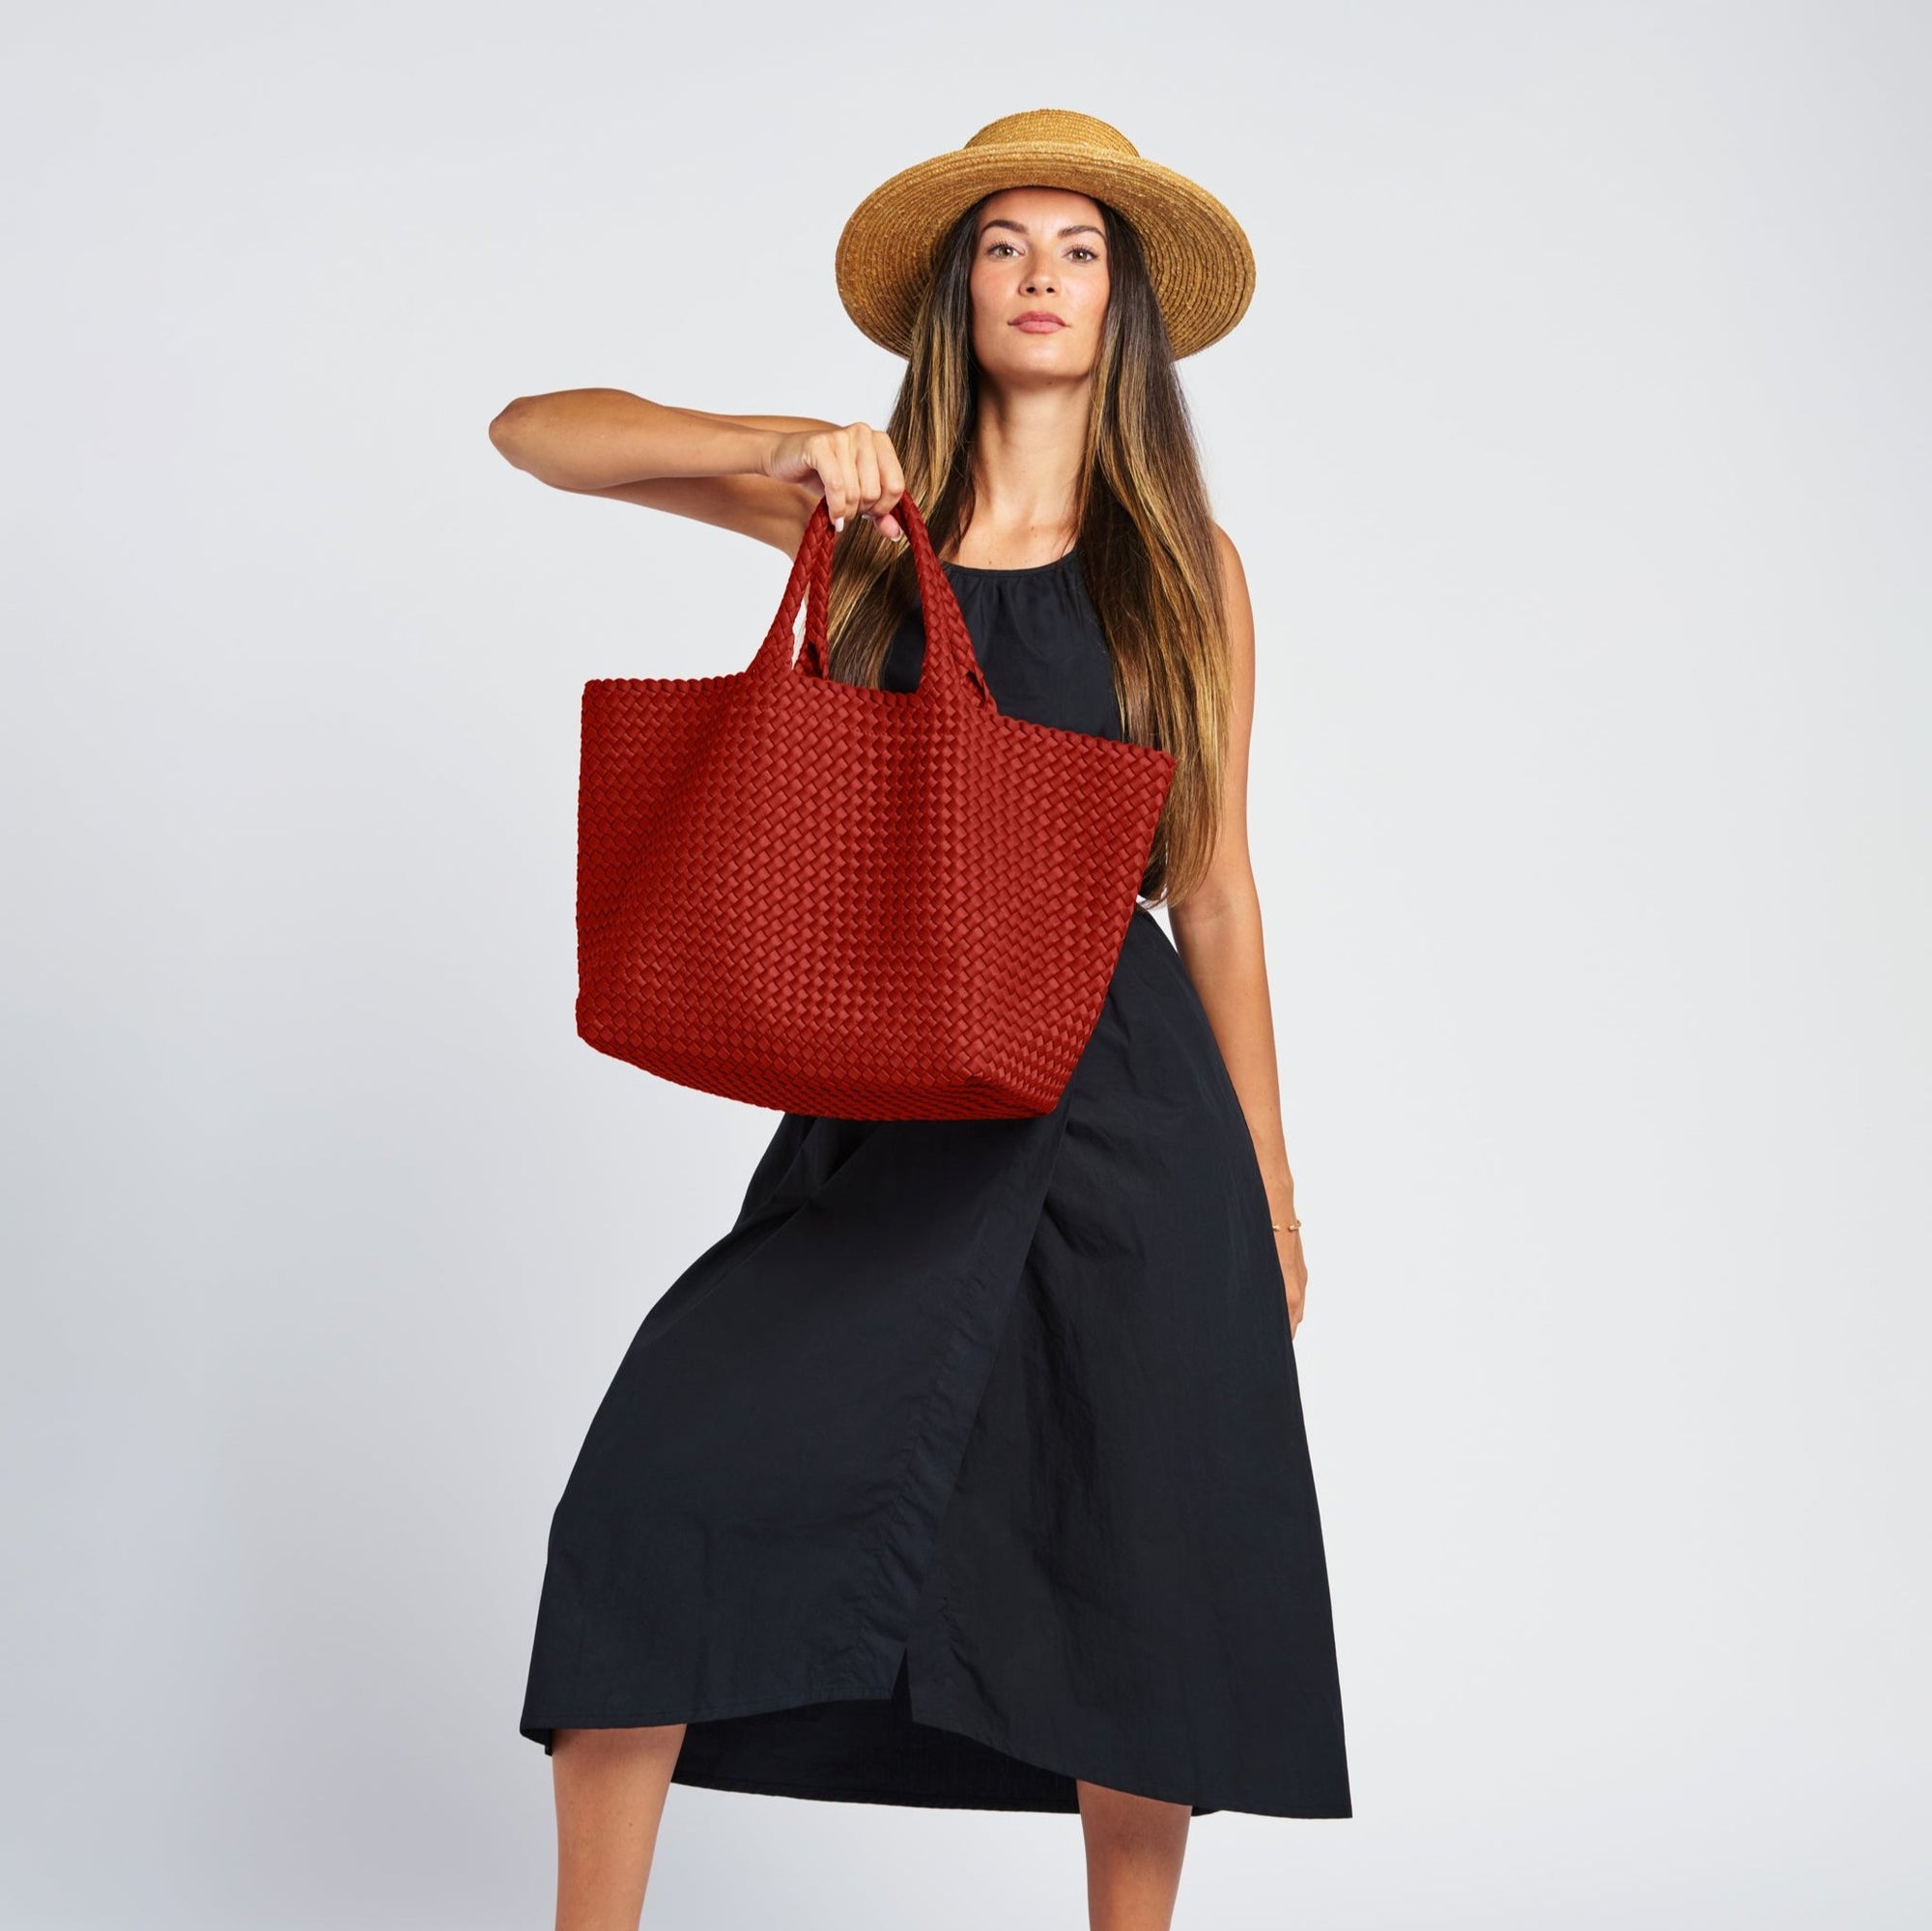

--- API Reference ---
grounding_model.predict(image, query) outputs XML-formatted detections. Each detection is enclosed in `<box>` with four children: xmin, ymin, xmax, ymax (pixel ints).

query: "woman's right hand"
<box><xmin>765</xmin><ymin>422</ymin><xmax>908</xmax><ymax>541</ymax></box>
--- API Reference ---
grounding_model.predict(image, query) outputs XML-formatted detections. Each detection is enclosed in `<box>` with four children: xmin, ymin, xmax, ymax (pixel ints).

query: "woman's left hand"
<box><xmin>1276</xmin><ymin>1227</ymin><xmax>1307</xmax><ymax>1339</ymax></box>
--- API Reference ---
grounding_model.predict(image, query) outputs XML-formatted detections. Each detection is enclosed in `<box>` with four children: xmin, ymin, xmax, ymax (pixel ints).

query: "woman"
<box><xmin>490</xmin><ymin>109</ymin><xmax>1350</xmax><ymax>1931</ymax></box>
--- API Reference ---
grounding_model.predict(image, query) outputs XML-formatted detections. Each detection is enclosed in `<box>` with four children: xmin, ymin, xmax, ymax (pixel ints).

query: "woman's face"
<box><xmin>967</xmin><ymin>185</ymin><xmax>1111</xmax><ymax>388</ymax></box>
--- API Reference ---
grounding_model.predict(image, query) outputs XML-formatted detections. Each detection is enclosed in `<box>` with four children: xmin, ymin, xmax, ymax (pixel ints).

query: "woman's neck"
<box><xmin>950</xmin><ymin>382</ymin><xmax>1089</xmax><ymax>565</ymax></box>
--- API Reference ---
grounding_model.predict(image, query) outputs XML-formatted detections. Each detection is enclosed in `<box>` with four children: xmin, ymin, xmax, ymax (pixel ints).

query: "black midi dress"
<box><xmin>519</xmin><ymin>545</ymin><xmax>1352</xmax><ymax>1819</ymax></box>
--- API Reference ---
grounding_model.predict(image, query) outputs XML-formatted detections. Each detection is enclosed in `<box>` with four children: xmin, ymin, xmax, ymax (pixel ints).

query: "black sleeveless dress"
<box><xmin>518</xmin><ymin>547</ymin><xmax>1352</xmax><ymax>1819</ymax></box>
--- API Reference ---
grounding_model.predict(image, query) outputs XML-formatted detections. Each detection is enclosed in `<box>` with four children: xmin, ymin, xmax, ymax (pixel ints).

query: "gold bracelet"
<box><xmin>1271</xmin><ymin>1218</ymin><xmax>1302</xmax><ymax>1234</ymax></box>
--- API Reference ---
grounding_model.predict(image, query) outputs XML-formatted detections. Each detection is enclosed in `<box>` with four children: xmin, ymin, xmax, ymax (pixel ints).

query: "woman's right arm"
<box><xmin>486</xmin><ymin>388</ymin><xmax>907</xmax><ymax>554</ymax></box>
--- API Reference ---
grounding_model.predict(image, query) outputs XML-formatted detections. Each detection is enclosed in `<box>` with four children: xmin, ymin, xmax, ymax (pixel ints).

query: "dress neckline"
<box><xmin>939</xmin><ymin>546</ymin><xmax>1078</xmax><ymax>578</ymax></box>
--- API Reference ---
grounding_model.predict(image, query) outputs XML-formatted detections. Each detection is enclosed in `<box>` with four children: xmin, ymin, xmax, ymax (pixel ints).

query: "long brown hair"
<box><xmin>819</xmin><ymin>193</ymin><xmax>1231</xmax><ymax>907</ymax></box>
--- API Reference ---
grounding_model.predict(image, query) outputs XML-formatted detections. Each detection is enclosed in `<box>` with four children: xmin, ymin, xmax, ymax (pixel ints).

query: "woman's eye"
<box><xmin>1068</xmin><ymin>247</ymin><xmax>1098</xmax><ymax>262</ymax></box>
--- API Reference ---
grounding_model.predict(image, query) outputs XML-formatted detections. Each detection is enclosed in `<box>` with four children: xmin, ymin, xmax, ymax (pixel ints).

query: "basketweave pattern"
<box><xmin>576</xmin><ymin>495</ymin><xmax>1177</xmax><ymax>1120</ymax></box>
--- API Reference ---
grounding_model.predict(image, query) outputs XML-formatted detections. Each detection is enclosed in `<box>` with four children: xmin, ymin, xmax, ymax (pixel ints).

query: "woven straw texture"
<box><xmin>576</xmin><ymin>495</ymin><xmax>1178</xmax><ymax>1121</ymax></box>
<box><xmin>836</xmin><ymin>108</ymin><xmax>1255</xmax><ymax>360</ymax></box>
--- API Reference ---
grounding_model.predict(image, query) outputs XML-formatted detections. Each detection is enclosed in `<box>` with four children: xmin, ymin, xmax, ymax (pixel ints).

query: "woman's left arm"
<box><xmin>1167</xmin><ymin>525</ymin><xmax>1308</xmax><ymax>1336</ymax></box>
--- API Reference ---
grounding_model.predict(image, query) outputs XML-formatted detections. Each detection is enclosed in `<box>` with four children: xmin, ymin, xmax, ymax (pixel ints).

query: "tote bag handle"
<box><xmin>753</xmin><ymin>495</ymin><xmax>995</xmax><ymax>713</ymax></box>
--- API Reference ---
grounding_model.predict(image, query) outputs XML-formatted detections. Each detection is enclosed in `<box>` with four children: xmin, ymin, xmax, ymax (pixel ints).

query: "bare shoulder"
<box><xmin>1210</xmin><ymin>520</ymin><xmax>1251</xmax><ymax>594</ymax></box>
<box><xmin>580</xmin><ymin>408</ymin><xmax>840</xmax><ymax>556</ymax></box>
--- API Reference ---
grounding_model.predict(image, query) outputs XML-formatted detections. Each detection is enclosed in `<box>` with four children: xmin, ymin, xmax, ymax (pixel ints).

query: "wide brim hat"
<box><xmin>836</xmin><ymin>108</ymin><xmax>1255</xmax><ymax>362</ymax></box>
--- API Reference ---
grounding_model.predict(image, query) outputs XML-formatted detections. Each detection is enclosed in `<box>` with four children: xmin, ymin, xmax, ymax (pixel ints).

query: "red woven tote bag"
<box><xmin>575</xmin><ymin>492</ymin><xmax>1178</xmax><ymax>1121</ymax></box>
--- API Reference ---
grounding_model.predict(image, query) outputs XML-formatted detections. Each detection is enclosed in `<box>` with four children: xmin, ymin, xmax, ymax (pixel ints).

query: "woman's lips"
<box><xmin>1012</xmin><ymin>313</ymin><xmax>1067</xmax><ymax>333</ymax></box>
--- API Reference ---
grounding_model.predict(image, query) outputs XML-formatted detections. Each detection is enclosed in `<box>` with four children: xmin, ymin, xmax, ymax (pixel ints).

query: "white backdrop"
<box><xmin>4</xmin><ymin>3</ymin><xmax>1926</xmax><ymax>1926</ymax></box>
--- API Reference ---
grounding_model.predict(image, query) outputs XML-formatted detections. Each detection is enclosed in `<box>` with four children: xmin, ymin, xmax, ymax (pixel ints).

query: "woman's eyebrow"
<box><xmin>980</xmin><ymin>218</ymin><xmax>1106</xmax><ymax>241</ymax></box>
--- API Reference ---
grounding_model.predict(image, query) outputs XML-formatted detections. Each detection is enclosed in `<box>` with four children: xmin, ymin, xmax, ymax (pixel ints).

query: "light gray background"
<box><xmin>4</xmin><ymin>3</ymin><xmax>1926</xmax><ymax>1926</ymax></box>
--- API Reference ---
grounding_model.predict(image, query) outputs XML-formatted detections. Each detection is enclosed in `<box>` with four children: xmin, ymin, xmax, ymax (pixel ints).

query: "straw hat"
<box><xmin>835</xmin><ymin>108</ymin><xmax>1255</xmax><ymax>361</ymax></box>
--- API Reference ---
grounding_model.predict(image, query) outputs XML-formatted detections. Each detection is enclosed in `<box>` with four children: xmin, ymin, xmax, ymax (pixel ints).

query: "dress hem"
<box><xmin>523</xmin><ymin>1653</ymin><xmax>1351</xmax><ymax>1820</ymax></box>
